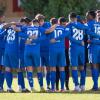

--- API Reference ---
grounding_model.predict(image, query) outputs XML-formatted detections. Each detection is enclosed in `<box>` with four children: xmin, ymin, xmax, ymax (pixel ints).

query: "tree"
<box><xmin>20</xmin><ymin>0</ymin><xmax>100</xmax><ymax>19</ymax></box>
<box><xmin>20</xmin><ymin>0</ymin><xmax>48</xmax><ymax>18</ymax></box>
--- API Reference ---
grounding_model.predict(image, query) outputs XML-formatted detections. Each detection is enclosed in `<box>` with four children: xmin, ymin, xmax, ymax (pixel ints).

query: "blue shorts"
<box><xmin>24</xmin><ymin>49</ymin><xmax>40</xmax><ymax>67</ymax></box>
<box><xmin>0</xmin><ymin>49</ymin><xmax>4</xmax><ymax>66</ymax></box>
<box><xmin>69</xmin><ymin>46</ymin><xmax>85</xmax><ymax>67</ymax></box>
<box><xmin>88</xmin><ymin>46</ymin><xmax>100</xmax><ymax>64</ymax></box>
<box><xmin>19</xmin><ymin>51</ymin><xmax>25</xmax><ymax>68</ymax></box>
<box><xmin>4</xmin><ymin>52</ymin><xmax>19</xmax><ymax>69</ymax></box>
<box><xmin>49</xmin><ymin>48</ymin><xmax>66</xmax><ymax>67</ymax></box>
<box><xmin>40</xmin><ymin>52</ymin><xmax>49</xmax><ymax>67</ymax></box>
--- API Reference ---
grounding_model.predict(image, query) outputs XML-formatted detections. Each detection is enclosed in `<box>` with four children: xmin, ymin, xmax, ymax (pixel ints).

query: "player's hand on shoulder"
<box><xmin>29</xmin><ymin>35</ymin><xmax>37</xmax><ymax>40</ymax></box>
<box><xmin>87</xmin><ymin>40</ymin><xmax>91</xmax><ymax>44</ymax></box>
<box><xmin>26</xmin><ymin>39</ymin><xmax>32</xmax><ymax>44</ymax></box>
<box><xmin>81</xmin><ymin>41</ymin><xmax>84</xmax><ymax>46</ymax></box>
<box><xmin>50</xmin><ymin>38</ymin><xmax>56</xmax><ymax>43</ymax></box>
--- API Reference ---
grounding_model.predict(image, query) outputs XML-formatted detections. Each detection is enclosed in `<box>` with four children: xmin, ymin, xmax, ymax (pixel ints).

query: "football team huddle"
<box><xmin>0</xmin><ymin>10</ymin><xmax>100</xmax><ymax>93</ymax></box>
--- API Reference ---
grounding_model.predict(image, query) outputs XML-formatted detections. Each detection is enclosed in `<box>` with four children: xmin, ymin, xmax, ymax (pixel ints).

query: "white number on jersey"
<box><xmin>73</xmin><ymin>28</ymin><xmax>84</xmax><ymax>40</ymax></box>
<box><xmin>95</xmin><ymin>26</ymin><xmax>100</xmax><ymax>35</ymax></box>
<box><xmin>27</xmin><ymin>30</ymin><xmax>38</xmax><ymax>37</ymax></box>
<box><xmin>7</xmin><ymin>29</ymin><xmax>16</xmax><ymax>42</ymax></box>
<box><xmin>54</xmin><ymin>30</ymin><xmax>63</xmax><ymax>38</ymax></box>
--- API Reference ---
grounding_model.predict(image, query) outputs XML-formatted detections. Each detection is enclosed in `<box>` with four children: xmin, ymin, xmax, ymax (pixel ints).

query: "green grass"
<box><xmin>0</xmin><ymin>77</ymin><xmax>100</xmax><ymax>100</ymax></box>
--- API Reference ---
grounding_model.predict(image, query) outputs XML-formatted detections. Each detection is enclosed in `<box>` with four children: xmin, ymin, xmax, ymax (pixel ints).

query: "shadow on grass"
<box><xmin>1</xmin><ymin>90</ymin><xmax>100</xmax><ymax>94</ymax></box>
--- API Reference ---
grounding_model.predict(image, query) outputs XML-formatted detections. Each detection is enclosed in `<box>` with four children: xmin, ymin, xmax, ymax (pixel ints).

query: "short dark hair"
<box><xmin>20</xmin><ymin>18</ymin><xmax>26</xmax><ymax>22</ymax></box>
<box><xmin>96</xmin><ymin>10</ymin><xmax>100</xmax><ymax>13</ymax></box>
<box><xmin>58</xmin><ymin>17</ymin><xmax>66</xmax><ymax>24</ymax></box>
<box><xmin>50</xmin><ymin>18</ymin><xmax>58</xmax><ymax>25</ymax></box>
<box><xmin>87</xmin><ymin>10</ymin><xmax>96</xmax><ymax>18</ymax></box>
<box><xmin>33</xmin><ymin>19</ymin><xmax>39</xmax><ymax>23</ymax></box>
<box><xmin>24</xmin><ymin>17</ymin><xmax>32</xmax><ymax>24</ymax></box>
<box><xmin>69</xmin><ymin>12</ymin><xmax>77</xmax><ymax>18</ymax></box>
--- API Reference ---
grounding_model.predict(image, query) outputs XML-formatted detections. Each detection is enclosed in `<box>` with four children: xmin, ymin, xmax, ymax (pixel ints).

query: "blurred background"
<box><xmin>0</xmin><ymin>0</ymin><xmax>100</xmax><ymax>21</ymax></box>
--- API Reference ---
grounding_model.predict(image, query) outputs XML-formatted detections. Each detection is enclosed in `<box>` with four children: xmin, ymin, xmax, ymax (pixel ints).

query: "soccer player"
<box><xmin>52</xmin><ymin>12</ymin><xmax>100</xmax><ymax>92</ymax></box>
<box><xmin>0</xmin><ymin>15</ymin><xmax>6</xmax><ymax>92</ymax></box>
<box><xmin>48</xmin><ymin>17</ymin><xmax>69</xmax><ymax>92</ymax></box>
<box><xmin>55</xmin><ymin>17</ymin><xmax>70</xmax><ymax>91</ymax></box>
<box><xmin>68</xmin><ymin>13</ymin><xmax>86</xmax><ymax>92</ymax></box>
<box><xmin>67</xmin><ymin>12</ymin><xmax>100</xmax><ymax>91</ymax></box>
<box><xmin>35</xmin><ymin>14</ymin><xmax>51</xmax><ymax>90</ymax></box>
<box><xmin>96</xmin><ymin>10</ymin><xmax>100</xmax><ymax>90</ymax></box>
<box><xmin>86</xmin><ymin>10</ymin><xmax>100</xmax><ymax>91</ymax></box>
<box><xmin>17</xmin><ymin>18</ymin><xmax>30</xmax><ymax>92</ymax></box>
<box><xmin>23</xmin><ymin>18</ymin><xmax>56</xmax><ymax>92</ymax></box>
<box><xmin>1</xmin><ymin>22</ymin><xmax>31</xmax><ymax>92</ymax></box>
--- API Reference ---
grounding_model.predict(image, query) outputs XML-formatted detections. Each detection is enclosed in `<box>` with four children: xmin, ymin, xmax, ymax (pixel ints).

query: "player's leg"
<box><xmin>18</xmin><ymin>54</ymin><xmax>30</xmax><ymax>92</ymax></box>
<box><xmin>0</xmin><ymin>49</ymin><xmax>5</xmax><ymax>92</ymax></box>
<box><xmin>18</xmin><ymin>58</ymin><xmax>25</xmax><ymax>92</ymax></box>
<box><xmin>46</xmin><ymin>66</ymin><xmax>50</xmax><ymax>90</ymax></box>
<box><xmin>65</xmin><ymin>48</ymin><xmax>70</xmax><ymax>90</ymax></box>
<box><xmin>98</xmin><ymin>48</ymin><xmax>100</xmax><ymax>89</ymax></box>
<box><xmin>45</xmin><ymin>54</ymin><xmax>51</xmax><ymax>90</ymax></box>
<box><xmin>49</xmin><ymin>49</ymin><xmax>57</xmax><ymax>92</ymax></box>
<box><xmin>69</xmin><ymin>48</ymin><xmax>80</xmax><ymax>92</ymax></box>
<box><xmin>4</xmin><ymin>53</ymin><xmax>15</xmax><ymax>93</ymax></box>
<box><xmin>26</xmin><ymin>66</ymin><xmax>34</xmax><ymax>92</ymax></box>
<box><xmin>41</xmin><ymin>52</ymin><xmax>50</xmax><ymax>90</ymax></box>
<box><xmin>56</xmin><ymin>66</ymin><xmax>60</xmax><ymax>91</ymax></box>
<box><xmin>84</xmin><ymin>45</ymin><xmax>88</xmax><ymax>74</ymax></box>
<box><xmin>79</xmin><ymin>48</ymin><xmax>86</xmax><ymax>91</ymax></box>
<box><xmin>17</xmin><ymin>68</ymin><xmax>30</xmax><ymax>92</ymax></box>
<box><xmin>90</xmin><ymin>48</ymin><xmax>99</xmax><ymax>91</ymax></box>
<box><xmin>58</xmin><ymin>50</ymin><xmax>66</xmax><ymax>92</ymax></box>
<box><xmin>24</xmin><ymin>51</ymin><xmax>34</xmax><ymax>91</ymax></box>
<box><xmin>34</xmin><ymin>53</ymin><xmax>44</xmax><ymax>92</ymax></box>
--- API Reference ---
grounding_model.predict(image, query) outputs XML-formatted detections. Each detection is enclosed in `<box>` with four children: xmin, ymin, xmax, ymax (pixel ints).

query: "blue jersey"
<box><xmin>48</xmin><ymin>25</ymin><xmax>66</xmax><ymax>49</ymax></box>
<box><xmin>17</xmin><ymin>25</ymin><xmax>26</xmax><ymax>53</ymax></box>
<box><xmin>91</xmin><ymin>22</ymin><xmax>100</xmax><ymax>45</ymax></box>
<box><xmin>23</xmin><ymin>25</ymin><xmax>46</xmax><ymax>50</ymax></box>
<box><xmin>4</xmin><ymin>27</ymin><xmax>28</xmax><ymax>53</ymax></box>
<box><xmin>40</xmin><ymin>22</ymin><xmax>51</xmax><ymax>52</ymax></box>
<box><xmin>87</xmin><ymin>20</ymin><xmax>100</xmax><ymax>48</ymax></box>
<box><xmin>66</xmin><ymin>22</ymin><xmax>100</xmax><ymax>48</ymax></box>
<box><xmin>54</xmin><ymin>23</ymin><xmax>85</xmax><ymax>48</ymax></box>
<box><xmin>68</xmin><ymin>22</ymin><xmax>85</xmax><ymax>48</ymax></box>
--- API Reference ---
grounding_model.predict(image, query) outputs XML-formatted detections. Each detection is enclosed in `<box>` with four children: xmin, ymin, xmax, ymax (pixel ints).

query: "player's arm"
<box><xmin>31</xmin><ymin>35</ymin><xmax>46</xmax><ymax>44</ymax></box>
<box><xmin>45</xmin><ymin>24</ymin><xmax>57</xmax><ymax>34</ymax></box>
<box><xmin>70</xmin><ymin>22</ymin><xmax>88</xmax><ymax>30</ymax></box>
<box><xmin>3</xmin><ymin>22</ymin><xmax>18</xmax><ymax>29</ymax></box>
<box><xmin>50</xmin><ymin>28</ymin><xmax>84</xmax><ymax>46</ymax></box>
<box><xmin>86</xmin><ymin>29</ymin><xmax>100</xmax><ymax>38</ymax></box>
<box><xmin>87</xmin><ymin>39</ymin><xmax>100</xmax><ymax>45</ymax></box>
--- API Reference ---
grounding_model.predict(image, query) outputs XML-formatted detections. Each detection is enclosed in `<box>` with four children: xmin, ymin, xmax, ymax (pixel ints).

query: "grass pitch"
<box><xmin>0</xmin><ymin>77</ymin><xmax>100</xmax><ymax>100</ymax></box>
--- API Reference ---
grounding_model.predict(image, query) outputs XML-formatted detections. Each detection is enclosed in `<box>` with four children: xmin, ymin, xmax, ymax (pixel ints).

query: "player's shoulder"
<box><xmin>43</xmin><ymin>22</ymin><xmax>51</xmax><ymax>28</ymax></box>
<box><xmin>56</xmin><ymin>25</ymin><xmax>64</xmax><ymax>30</ymax></box>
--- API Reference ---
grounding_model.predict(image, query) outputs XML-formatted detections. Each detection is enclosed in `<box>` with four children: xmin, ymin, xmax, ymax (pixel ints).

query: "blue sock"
<box><xmin>27</xmin><ymin>71</ymin><xmax>33</xmax><ymax>88</ymax></box>
<box><xmin>0</xmin><ymin>70</ymin><xmax>4</xmax><ymax>89</ymax></box>
<box><xmin>60</xmin><ymin>71</ymin><xmax>65</xmax><ymax>90</ymax></box>
<box><xmin>80</xmin><ymin>70</ymin><xmax>86</xmax><ymax>86</ymax></box>
<box><xmin>72</xmin><ymin>70</ymin><xmax>79</xmax><ymax>86</ymax></box>
<box><xmin>18</xmin><ymin>72</ymin><xmax>25</xmax><ymax>90</ymax></box>
<box><xmin>1</xmin><ymin>72</ymin><xmax>4</xmax><ymax>89</ymax></box>
<box><xmin>5</xmin><ymin>71</ymin><xmax>13</xmax><ymax>89</ymax></box>
<box><xmin>92</xmin><ymin>68</ymin><xmax>99</xmax><ymax>89</ymax></box>
<box><xmin>37</xmin><ymin>72</ymin><xmax>43</xmax><ymax>88</ymax></box>
<box><xmin>50</xmin><ymin>71</ymin><xmax>56</xmax><ymax>90</ymax></box>
<box><xmin>46</xmin><ymin>71</ymin><xmax>50</xmax><ymax>88</ymax></box>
